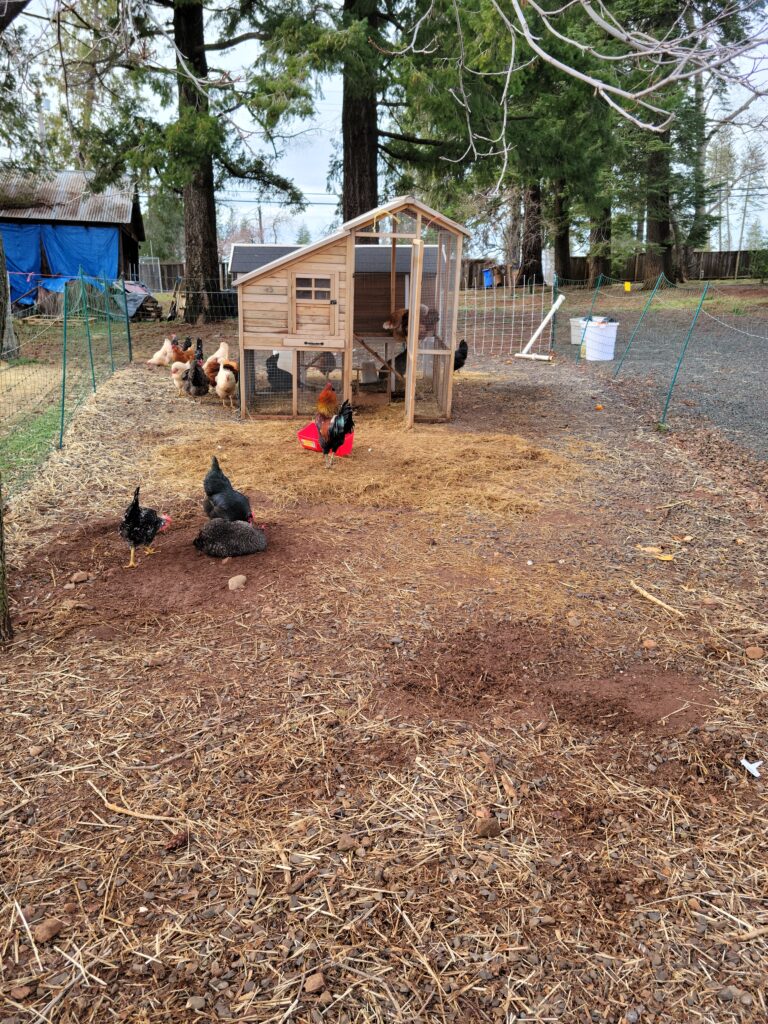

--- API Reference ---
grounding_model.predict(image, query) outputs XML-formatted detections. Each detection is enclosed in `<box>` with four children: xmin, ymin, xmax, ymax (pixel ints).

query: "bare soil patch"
<box><xmin>385</xmin><ymin>618</ymin><xmax>715</xmax><ymax>734</ymax></box>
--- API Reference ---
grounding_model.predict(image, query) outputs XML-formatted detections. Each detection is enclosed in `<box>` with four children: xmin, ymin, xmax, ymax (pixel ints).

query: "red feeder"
<box><xmin>297</xmin><ymin>422</ymin><xmax>354</xmax><ymax>457</ymax></box>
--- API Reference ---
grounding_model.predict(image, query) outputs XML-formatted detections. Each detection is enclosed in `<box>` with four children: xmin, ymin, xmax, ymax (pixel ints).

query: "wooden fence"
<box><xmin>463</xmin><ymin>250</ymin><xmax>761</xmax><ymax>287</ymax></box>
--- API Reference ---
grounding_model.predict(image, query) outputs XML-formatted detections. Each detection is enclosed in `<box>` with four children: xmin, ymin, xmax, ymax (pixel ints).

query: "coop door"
<box><xmin>290</xmin><ymin>271</ymin><xmax>339</xmax><ymax>340</ymax></box>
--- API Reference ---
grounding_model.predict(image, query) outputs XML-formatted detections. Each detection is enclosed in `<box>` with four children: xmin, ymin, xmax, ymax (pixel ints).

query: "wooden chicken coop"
<box><xmin>235</xmin><ymin>196</ymin><xmax>469</xmax><ymax>426</ymax></box>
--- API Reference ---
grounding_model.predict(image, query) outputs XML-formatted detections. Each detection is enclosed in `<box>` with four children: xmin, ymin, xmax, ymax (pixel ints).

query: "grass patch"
<box><xmin>0</xmin><ymin>403</ymin><xmax>61</xmax><ymax>493</ymax></box>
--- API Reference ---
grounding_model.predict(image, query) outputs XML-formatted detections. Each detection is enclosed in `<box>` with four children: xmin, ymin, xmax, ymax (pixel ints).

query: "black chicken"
<box><xmin>194</xmin><ymin>338</ymin><xmax>204</xmax><ymax>362</ymax></box>
<box><xmin>266</xmin><ymin>353</ymin><xmax>293</xmax><ymax>392</ymax></box>
<box><xmin>203</xmin><ymin>456</ymin><xmax>253</xmax><ymax>522</ymax></box>
<box><xmin>193</xmin><ymin>519</ymin><xmax>267</xmax><ymax>557</ymax></box>
<box><xmin>182</xmin><ymin>358</ymin><xmax>210</xmax><ymax>399</ymax></box>
<box><xmin>118</xmin><ymin>487</ymin><xmax>171</xmax><ymax>569</ymax></box>
<box><xmin>181</xmin><ymin>336</ymin><xmax>193</xmax><ymax>351</ymax></box>
<box><xmin>454</xmin><ymin>339</ymin><xmax>468</xmax><ymax>372</ymax></box>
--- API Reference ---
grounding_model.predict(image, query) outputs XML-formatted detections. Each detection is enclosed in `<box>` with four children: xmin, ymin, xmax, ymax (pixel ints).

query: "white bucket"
<box><xmin>570</xmin><ymin>318</ymin><xmax>589</xmax><ymax>345</ymax></box>
<box><xmin>584</xmin><ymin>321</ymin><xmax>618</xmax><ymax>361</ymax></box>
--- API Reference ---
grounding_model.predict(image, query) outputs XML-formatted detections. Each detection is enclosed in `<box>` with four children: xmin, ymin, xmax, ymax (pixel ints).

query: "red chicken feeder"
<box><xmin>297</xmin><ymin>421</ymin><xmax>354</xmax><ymax>457</ymax></box>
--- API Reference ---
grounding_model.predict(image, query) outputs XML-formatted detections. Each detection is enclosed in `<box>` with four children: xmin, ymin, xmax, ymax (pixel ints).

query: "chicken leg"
<box><xmin>143</xmin><ymin>545</ymin><xmax>157</xmax><ymax>555</ymax></box>
<box><xmin>125</xmin><ymin>545</ymin><xmax>137</xmax><ymax>569</ymax></box>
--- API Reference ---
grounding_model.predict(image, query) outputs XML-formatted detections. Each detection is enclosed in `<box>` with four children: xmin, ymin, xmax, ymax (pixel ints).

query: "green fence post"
<box><xmin>79</xmin><ymin>271</ymin><xmax>97</xmax><ymax>391</ymax></box>
<box><xmin>660</xmin><ymin>283</ymin><xmax>709</xmax><ymax>425</ymax></box>
<box><xmin>613</xmin><ymin>273</ymin><xmax>664</xmax><ymax>378</ymax></box>
<box><xmin>121</xmin><ymin>277</ymin><xmax>133</xmax><ymax>362</ymax></box>
<box><xmin>575</xmin><ymin>274</ymin><xmax>604</xmax><ymax>364</ymax></box>
<box><xmin>59</xmin><ymin>287</ymin><xmax>68</xmax><ymax>449</ymax></box>
<box><xmin>102</xmin><ymin>275</ymin><xmax>115</xmax><ymax>373</ymax></box>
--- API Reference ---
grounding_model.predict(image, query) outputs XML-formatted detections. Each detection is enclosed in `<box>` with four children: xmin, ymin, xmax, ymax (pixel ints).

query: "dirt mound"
<box><xmin>386</xmin><ymin>618</ymin><xmax>715</xmax><ymax>735</ymax></box>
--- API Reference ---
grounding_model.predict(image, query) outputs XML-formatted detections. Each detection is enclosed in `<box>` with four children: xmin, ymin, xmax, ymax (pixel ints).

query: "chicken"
<box><xmin>453</xmin><ymin>338</ymin><xmax>468</xmax><ymax>372</ymax></box>
<box><xmin>171</xmin><ymin>341</ymin><xmax>196</xmax><ymax>364</ymax></box>
<box><xmin>147</xmin><ymin>335</ymin><xmax>175</xmax><ymax>367</ymax></box>
<box><xmin>383</xmin><ymin>305</ymin><xmax>429</xmax><ymax>342</ymax></box>
<box><xmin>193</xmin><ymin>519</ymin><xmax>267</xmax><ymax>557</ymax></box>
<box><xmin>204</xmin><ymin>340</ymin><xmax>230</xmax><ymax>376</ymax></box>
<box><xmin>194</xmin><ymin>338</ymin><xmax>204</xmax><ymax>363</ymax></box>
<box><xmin>203</xmin><ymin>456</ymin><xmax>253</xmax><ymax>522</ymax></box>
<box><xmin>182</xmin><ymin>358</ymin><xmax>210</xmax><ymax>399</ymax></box>
<box><xmin>266</xmin><ymin>353</ymin><xmax>293</xmax><ymax>391</ymax></box>
<box><xmin>181</xmin><ymin>336</ymin><xmax>193</xmax><ymax>351</ymax></box>
<box><xmin>170</xmin><ymin>360</ymin><xmax>188</xmax><ymax>396</ymax></box>
<box><xmin>203</xmin><ymin>357</ymin><xmax>239</xmax><ymax>386</ymax></box>
<box><xmin>118</xmin><ymin>486</ymin><xmax>171</xmax><ymax>569</ymax></box>
<box><xmin>215</xmin><ymin>364</ymin><xmax>238</xmax><ymax>409</ymax></box>
<box><xmin>304</xmin><ymin>352</ymin><xmax>336</xmax><ymax>382</ymax></box>
<box><xmin>315</xmin><ymin>383</ymin><xmax>354</xmax><ymax>469</ymax></box>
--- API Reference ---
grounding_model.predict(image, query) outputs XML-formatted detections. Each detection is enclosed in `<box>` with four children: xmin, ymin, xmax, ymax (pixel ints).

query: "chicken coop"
<box><xmin>235</xmin><ymin>196</ymin><xmax>469</xmax><ymax>426</ymax></box>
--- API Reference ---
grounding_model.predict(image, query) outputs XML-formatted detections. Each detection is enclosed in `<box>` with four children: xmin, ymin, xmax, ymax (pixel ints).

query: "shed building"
<box><xmin>0</xmin><ymin>170</ymin><xmax>144</xmax><ymax>306</ymax></box>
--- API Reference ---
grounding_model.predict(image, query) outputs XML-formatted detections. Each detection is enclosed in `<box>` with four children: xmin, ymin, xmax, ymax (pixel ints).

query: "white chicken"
<box><xmin>170</xmin><ymin>360</ymin><xmax>188</xmax><ymax>396</ymax></box>
<box><xmin>147</xmin><ymin>335</ymin><xmax>176</xmax><ymax>367</ymax></box>
<box><xmin>215</xmin><ymin>364</ymin><xmax>238</xmax><ymax>409</ymax></box>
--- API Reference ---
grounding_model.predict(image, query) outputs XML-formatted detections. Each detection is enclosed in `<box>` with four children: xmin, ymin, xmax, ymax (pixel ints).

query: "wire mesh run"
<box><xmin>242</xmin><ymin>350</ymin><xmax>294</xmax><ymax>415</ymax></box>
<box><xmin>297</xmin><ymin>350</ymin><xmax>344</xmax><ymax>418</ymax></box>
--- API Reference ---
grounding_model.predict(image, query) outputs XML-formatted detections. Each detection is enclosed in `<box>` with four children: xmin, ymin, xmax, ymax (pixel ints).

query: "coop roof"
<box><xmin>231</xmin><ymin>243</ymin><xmax>439</xmax><ymax>279</ymax></box>
<box><xmin>234</xmin><ymin>196</ymin><xmax>468</xmax><ymax>289</ymax></box>
<box><xmin>0</xmin><ymin>170</ymin><xmax>143</xmax><ymax>237</ymax></box>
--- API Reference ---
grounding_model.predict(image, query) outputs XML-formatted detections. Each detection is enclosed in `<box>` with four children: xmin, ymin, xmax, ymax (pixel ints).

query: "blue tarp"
<box><xmin>41</xmin><ymin>224</ymin><xmax>118</xmax><ymax>281</ymax></box>
<box><xmin>0</xmin><ymin>223</ymin><xmax>42</xmax><ymax>304</ymax></box>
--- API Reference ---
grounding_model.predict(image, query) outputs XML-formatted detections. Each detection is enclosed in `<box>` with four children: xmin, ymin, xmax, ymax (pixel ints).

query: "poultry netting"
<box><xmin>242</xmin><ymin>349</ymin><xmax>293</xmax><ymax>415</ymax></box>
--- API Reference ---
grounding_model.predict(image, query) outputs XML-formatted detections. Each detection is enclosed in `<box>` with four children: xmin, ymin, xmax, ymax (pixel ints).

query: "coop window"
<box><xmin>295</xmin><ymin>276</ymin><xmax>332</xmax><ymax>301</ymax></box>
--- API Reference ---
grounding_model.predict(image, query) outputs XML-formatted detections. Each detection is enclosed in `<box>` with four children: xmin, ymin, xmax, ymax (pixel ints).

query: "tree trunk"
<box><xmin>0</xmin><ymin>238</ymin><xmax>18</xmax><ymax>360</ymax></box>
<box><xmin>0</xmin><ymin>476</ymin><xmax>12</xmax><ymax>644</ymax></box>
<box><xmin>0</xmin><ymin>0</ymin><xmax>30</xmax><ymax>35</ymax></box>
<box><xmin>588</xmin><ymin>203</ymin><xmax>611</xmax><ymax>286</ymax></box>
<box><xmin>684</xmin><ymin>70</ymin><xmax>708</xmax><ymax>278</ymax></box>
<box><xmin>552</xmin><ymin>181</ymin><xmax>571</xmax><ymax>281</ymax></box>
<box><xmin>342</xmin><ymin>0</ymin><xmax>379</xmax><ymax>226</ymax></box>
<box><xmin>174</xmin><ymin>1</ymin><xmax>220</xmax><ymax>323</ymax></box>
<box><xmin>516</xmin><ymin>183</ymin><xmax>543</xmax><ymax>284</ymax></box>
<box><xmin>645</xmin><ymin>133</ymin><xmax>673</xmax><ymax>285</ymax></box>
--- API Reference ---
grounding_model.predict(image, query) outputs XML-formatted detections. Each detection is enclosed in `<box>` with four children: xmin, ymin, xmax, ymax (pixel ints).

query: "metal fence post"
<box><xmin>102</xmin><ymin>275</ymin><xmax>115</xmax><ymax>373</ymax></box>
<box><xmin>59</xmin><ymin>286</ymin><xmax>68</xmax><ymax>449</ymax></box>
<box><xmin>613</xmin><ymin>273</ymin><xmax>664</xmax><ymax>378</ymax></box>
<box><xmin>121</xmin><ymin>277</ymin><xmax>132</xmax><ymax>361</ymax></box>
<box><xmin>660</xmin><ymin>283</ymin><xmax>709</xmax><ymax>425</ymax></box>
<box><xmin>79</xmin><ymin>271</ymin><xmax>97</xmax><ymax>391</ymax></box>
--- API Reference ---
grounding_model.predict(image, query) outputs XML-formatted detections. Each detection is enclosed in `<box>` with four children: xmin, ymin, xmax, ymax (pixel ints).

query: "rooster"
<box><xmin>315</xmin><ymin>383</ymin><xmax>354</xmax><ymax>469</ymax></box>
<box><xmin>194</xmin><ymin>338</ymin><xmax>204</xmax><ymax>363</ymax></box>
<box><xmin>203</xmin><ymin>456</ymin><xmax>253</xmax><ymax>522</ymax></box>
<box><xmin>119</xmin><ymin>487</ymin><xmax>171</xmax><ymax>569</ymax></box>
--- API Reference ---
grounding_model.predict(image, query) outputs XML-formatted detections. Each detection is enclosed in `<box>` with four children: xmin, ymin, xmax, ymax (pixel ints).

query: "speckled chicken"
<box><xmin>193</xmin><ymin>519</ymin><xmax>267</xmax><ymax>557</ymax></box>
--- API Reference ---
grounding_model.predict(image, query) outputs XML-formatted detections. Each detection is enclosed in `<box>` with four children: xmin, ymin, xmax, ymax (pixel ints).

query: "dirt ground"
<box><xmin>1</xmin><ymin>323</ymin><xmax>767</xmax><ymax>1024</ymax></box>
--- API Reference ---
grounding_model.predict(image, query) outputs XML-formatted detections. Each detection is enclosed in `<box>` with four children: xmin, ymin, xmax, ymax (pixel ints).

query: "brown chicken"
<box><xmin>203</xmin><ymin>358</ymin><xmax>240</xmax><ymax>386</ymax></box>
<box><xmin>170</xmin><ymin>342</ymin><xmax>196</xmax><ymax>365</ymax></box>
